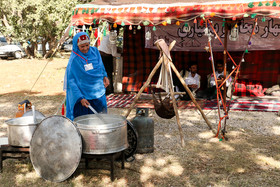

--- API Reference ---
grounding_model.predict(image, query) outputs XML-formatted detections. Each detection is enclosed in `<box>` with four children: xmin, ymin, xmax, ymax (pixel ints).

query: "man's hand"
<box><xmin>81</xmin><ymin>99</ymin><xmax>90</xmax><ymax>108</ymax></box>
<box><xmin>189</xmin><ymin>84</ymin><xmax>198</xmax><ymax>89</ymax></box>
<box><xmin>103</xmin><ymin>77</ymin><xmax>110</xmax><ymax>88</ymax></box>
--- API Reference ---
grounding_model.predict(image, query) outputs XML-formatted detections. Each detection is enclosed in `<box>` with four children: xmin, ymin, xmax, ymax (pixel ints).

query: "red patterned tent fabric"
<box><xmin>71</xmin><ymin>0</ymin><xmax>280</xmax><ymax>26</ymax></box>
<box><xmin>122</xmin><ymin>27</ymin><xmax>280</xmax><ymax>93</ymax></box>
<box><xmin>70</xmin><ymin>0</ymin><xmax>280</xmax><ymax>94</ymax></box>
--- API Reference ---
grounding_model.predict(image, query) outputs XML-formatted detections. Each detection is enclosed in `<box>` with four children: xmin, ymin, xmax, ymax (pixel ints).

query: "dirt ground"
<box><xmin>0</xmin><ymin>58</ymin><xmax>280</xmax><ymax>187</ymax></box>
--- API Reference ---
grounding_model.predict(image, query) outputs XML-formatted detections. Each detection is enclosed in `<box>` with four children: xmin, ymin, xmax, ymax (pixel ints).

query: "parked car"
<box><xmin>0</xmin><ymin>44</ymin><xmax>26</xmax><ymax>59</ymax></box>
<box><xmin>0</xmin><ymin>36</ymin><xmax>25</xmax><ymax>59</ymax></box>
<box><xmin>61</xmin><ymin>39</ymin><xmax>72</xmax><ymax>52</ymax></box>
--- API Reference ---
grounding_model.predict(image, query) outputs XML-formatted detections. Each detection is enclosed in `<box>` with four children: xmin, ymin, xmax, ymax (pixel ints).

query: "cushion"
<box><xmin>233</xmin><ymin>79</ymin><xmax>266</xmax><ymax>97</ymax></box>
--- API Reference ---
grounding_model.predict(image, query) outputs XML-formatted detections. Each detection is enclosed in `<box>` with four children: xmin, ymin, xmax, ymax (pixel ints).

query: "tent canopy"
<box><xmin>71</xmin><ymin>0</ymin><xmax>280</xmax><ymax>26</ymax></box>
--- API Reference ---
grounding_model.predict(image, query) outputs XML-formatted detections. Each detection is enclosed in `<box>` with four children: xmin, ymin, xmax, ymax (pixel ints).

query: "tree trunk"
<box><xmin>43</xmin><ymin>37</ymin><xmax>57</xmax><ymax>59</ymax></box>
<box><xmin>24</xmin><ymin>47</ymin><xmax>33</xmax><ymax>59</ymax></box>
<box><xmin>44</xmin><ymin>48</ymin><xmax>54</xmax><ymax>59</ymax></box>
<box><xmin>2</xmin><ymin>15</ymin><xmax>12</xmax><ymax>43</ymax></box>
<box><xmin>44</xmin><ymin>28</ymin><xmax>71</xmax><ymax>59</ymax></box>
<box><xmin>28</xmin><ymin>43</ymin><xmax>35</xmax><ymax>57</ymax></box>
<box><xmin>42</xmin><ymin>40</ymin><xmax>47</xmax><ymax>57</ymax></box>
<box><xmin>44</xmin><ymin>42</ymin><xmax>54</xmax><ymax>59</ymax></box>
<box><xmin>33</xmin><ymin>42</ymin><xmax>39</xmax><ymax>58</ymax></box>
<box><xmin>44</xmin><ymin>42</ymin><xmax>62</xmax><ymax>59</ymax></box>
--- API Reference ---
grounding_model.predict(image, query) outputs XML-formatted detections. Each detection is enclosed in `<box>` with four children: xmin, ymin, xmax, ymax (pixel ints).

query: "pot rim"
<box><xmin>74</xmin><ymin>114</ymin><xmax>126</xmax><ymax>129</ymax></box>
<box><xmin>5</xmin><ymin>116</ymin><xmax>42</xmax><ymax>126</ymax></box>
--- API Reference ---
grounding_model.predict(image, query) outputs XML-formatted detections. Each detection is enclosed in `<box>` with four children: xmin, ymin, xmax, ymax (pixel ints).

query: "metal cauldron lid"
<box><xmin>30</xmin><ymin>115</ymin><xmax>82</xmax><ymax>182</ymax></box>
<box><xmin>74</xmin><ymin>114</ymin><xmax>126</xmax><ymax>129</ymax></box>
<box><xmin>22</xmin><ymin>110</ymin><xmax>45</xmax><ymax>119</ymax></box>
<box><xmin>5</xmin><ymin>116</ymin><xmax>42</xmax><ymax>126</ymax></box>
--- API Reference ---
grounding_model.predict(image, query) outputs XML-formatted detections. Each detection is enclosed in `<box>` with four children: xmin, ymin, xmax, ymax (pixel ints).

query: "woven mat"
<box><xmin>106</xmin><ymin>94</ymin><xmax>280</xmax><ymax>112</ymax></box>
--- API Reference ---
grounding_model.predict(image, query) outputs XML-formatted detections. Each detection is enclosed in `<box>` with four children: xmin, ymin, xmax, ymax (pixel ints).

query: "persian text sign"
<box><xmin>145</xmin><ymin>18</ymin><xmax>280</xmax><ymax>52</ymax></box>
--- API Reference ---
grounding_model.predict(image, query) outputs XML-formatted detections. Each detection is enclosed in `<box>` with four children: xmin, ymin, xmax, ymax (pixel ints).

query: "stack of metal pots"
<box><xmin>4</xmin><ymin>109</ymin><xmax>132</xmax><ymax>182</ymax></box>
<box><xmin>28</xmin><ymin>113</ymin><xmax>129</xmax><ymax>182</ymax></box>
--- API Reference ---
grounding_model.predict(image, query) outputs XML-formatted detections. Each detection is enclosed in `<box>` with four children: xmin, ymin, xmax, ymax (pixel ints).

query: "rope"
<box><xmin>24</xmin><ymin>60</ymin><xmax>50</xmax><ymax>100</ymax></box>
<box><xmin>55</xmin><ymin>97</ymin><xmax>66</xmax><ymax>115</ymax></box>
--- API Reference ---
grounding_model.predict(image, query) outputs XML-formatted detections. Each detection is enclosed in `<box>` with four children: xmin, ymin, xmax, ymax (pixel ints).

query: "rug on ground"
<box><xmin>107</xmin><ymin>94</ymin><xmax>280</xmax><ymax>112</ymax></box>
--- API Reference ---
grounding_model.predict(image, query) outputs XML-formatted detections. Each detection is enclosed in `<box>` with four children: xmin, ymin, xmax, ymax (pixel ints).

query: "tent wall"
<box><xmin>122</xmin><ymin>26</ymin><xmax>280</xmax><ymax>93</ymax></box>
<box><xmin>241</xmin><ymin>50</ymin><xmax>280</xmax><ymax>87</ymax></box>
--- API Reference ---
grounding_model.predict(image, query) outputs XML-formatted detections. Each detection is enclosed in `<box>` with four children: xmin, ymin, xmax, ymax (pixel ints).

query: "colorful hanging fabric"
<box><xmin>94</xmin><ymin>28</ymin><xmax>98</xmax><ymax>38</ymax></box>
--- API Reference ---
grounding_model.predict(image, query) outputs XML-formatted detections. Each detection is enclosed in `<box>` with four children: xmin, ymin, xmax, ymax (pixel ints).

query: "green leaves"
<box><xmin>0</xmin><ymin>0</ymin><xmax>80</xmax><ymax>57</ymax></box>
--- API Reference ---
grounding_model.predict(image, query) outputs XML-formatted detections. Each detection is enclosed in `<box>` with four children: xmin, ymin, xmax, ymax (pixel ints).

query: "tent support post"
<box><xmin>223</xmin><ymin>20</ymin><xmax>229</xmax><ymax>106</ymax></box>
<box><xmin>222</xmin><ymin>19</ymin><xmax>230</xmax><ymax>137</ymax></box>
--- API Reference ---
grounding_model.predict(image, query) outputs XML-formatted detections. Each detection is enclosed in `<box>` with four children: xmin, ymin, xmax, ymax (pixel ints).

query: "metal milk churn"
<box><xmin>131</xmin><ymin>108</ymin><xmax>154</xmax><ymax>154</ymax></box>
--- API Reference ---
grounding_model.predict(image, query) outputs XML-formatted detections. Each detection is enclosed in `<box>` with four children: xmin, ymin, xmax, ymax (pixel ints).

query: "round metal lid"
<box><xmin>30</xmin><ymin>115</ymin><xmax>82</xmax><ymax>182</ymax></box>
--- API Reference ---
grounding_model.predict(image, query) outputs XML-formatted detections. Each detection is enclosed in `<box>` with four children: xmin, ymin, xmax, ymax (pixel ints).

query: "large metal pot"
<box><xmin>74</xmin><ymin>114</ymin><xmax>128</xmax><ymax>154</ymax></box>
<box><xmin>5</xmin><ymin>115</ymin><xmax>45</xmax><ymax>147</ymax></box>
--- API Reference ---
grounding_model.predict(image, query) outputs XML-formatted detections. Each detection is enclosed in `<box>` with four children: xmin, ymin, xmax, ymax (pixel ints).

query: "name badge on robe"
<box><xmin>84</xmin><ymin>63</ymin><xmax>93</xmax><ymax>71</ymax></box>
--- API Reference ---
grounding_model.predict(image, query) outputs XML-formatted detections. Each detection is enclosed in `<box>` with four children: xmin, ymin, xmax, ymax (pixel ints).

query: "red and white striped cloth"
<box><xmin>106</xmin><ymin>94</ymin><xmax>280</xmax><ymax>112</ymax></box>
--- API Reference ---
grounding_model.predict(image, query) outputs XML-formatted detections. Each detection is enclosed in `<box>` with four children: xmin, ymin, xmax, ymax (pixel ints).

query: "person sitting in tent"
<box><xmin>206</xmin><ymin>60</ymin><xmax>232</xmax><ymax>100</ymax></box>
<box><xmin>174</xmin><ymin>62</ymin><xmax>201</xmax><ymax>100</ymax></box>
<box><xmin>64</xmin><ymin>32</ymin><xmax>109</xmax><ymax>120</ymax></box>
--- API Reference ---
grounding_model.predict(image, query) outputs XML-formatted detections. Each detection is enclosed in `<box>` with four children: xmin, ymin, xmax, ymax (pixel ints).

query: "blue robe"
<box><xmin>65</xmin><ymin>32</ymin><xmax>108</xmax><ymax>120</ymax></box>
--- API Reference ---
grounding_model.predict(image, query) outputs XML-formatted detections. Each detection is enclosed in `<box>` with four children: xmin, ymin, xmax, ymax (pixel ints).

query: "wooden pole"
<box><xmin>168</xmin><ymin>60</ymin><xmax>216</xmax><ymax>134</ymax></box>
<box><xmin>162</xmin><ymin>53</ymin><xmax>185</xmax><ymax>147</ymax></box>
<box><xmin>222</xmin><ymin>20</ymin><xmax>230</xmax><ymax>136</ymax></box>
<box><xmin>223</xmin><ymin>20</ymin><xmax>229</xmax><ymax>104</ymax></box>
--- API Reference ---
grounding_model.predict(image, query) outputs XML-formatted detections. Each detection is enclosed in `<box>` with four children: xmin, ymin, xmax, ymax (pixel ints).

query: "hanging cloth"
<box><xmin>155</xmin><ymin>39</ymin><xmax>174</xmax><ymax>93</ymax></box>
<box><xmin>156</xmin><ymin>61</ymin><xmax>174</xmax><ymax>93</ymax></box>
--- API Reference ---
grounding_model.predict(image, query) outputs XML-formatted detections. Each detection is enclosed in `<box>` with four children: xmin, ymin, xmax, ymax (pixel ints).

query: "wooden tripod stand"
<box><xmin>125</xmin><ymin>39</ymin><xmax>215</xmax><ymax>147</ymax></box>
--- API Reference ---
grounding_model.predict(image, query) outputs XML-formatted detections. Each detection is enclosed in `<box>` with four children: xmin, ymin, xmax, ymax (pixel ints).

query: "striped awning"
<box><xmin>71</xmin><ymin>0</ymin><xmax>280</xmax><ymax>26</ymax></box>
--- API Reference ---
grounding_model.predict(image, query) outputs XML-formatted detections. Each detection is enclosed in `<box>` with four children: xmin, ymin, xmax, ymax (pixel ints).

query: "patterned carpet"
<box><xmin>107</xmin><ymin>94</ymin><xmax>280</xmax><ymax>112</ymax></box>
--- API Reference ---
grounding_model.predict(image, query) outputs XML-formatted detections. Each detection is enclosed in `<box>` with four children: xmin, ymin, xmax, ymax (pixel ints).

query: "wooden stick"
<box><xmin>169</xmin><ymin>59</ymin><xmax>216</xmax><ymax>134</ymax></box>
<box><xmin>162</xmin><ymin>54</ymin><xmax>185</xmax><ymax>147</ymax></box>
<box><xmin>223</xmin><ymin>20</ymin><xmax>229</xmax><ymax>106</ymax></box>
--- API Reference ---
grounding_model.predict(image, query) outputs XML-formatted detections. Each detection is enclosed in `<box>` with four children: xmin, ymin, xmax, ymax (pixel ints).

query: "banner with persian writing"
<box><xmin>145</xmin><ymin>18</ymin><xmax>280</xmax><ymax>52</ymax></box>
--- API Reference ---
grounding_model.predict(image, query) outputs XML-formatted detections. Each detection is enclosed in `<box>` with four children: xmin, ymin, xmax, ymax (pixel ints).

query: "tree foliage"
<box><xmin>0</xmin><ymin>0</ymin><xmax>90</xmax><ymax>58</ymax></box>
